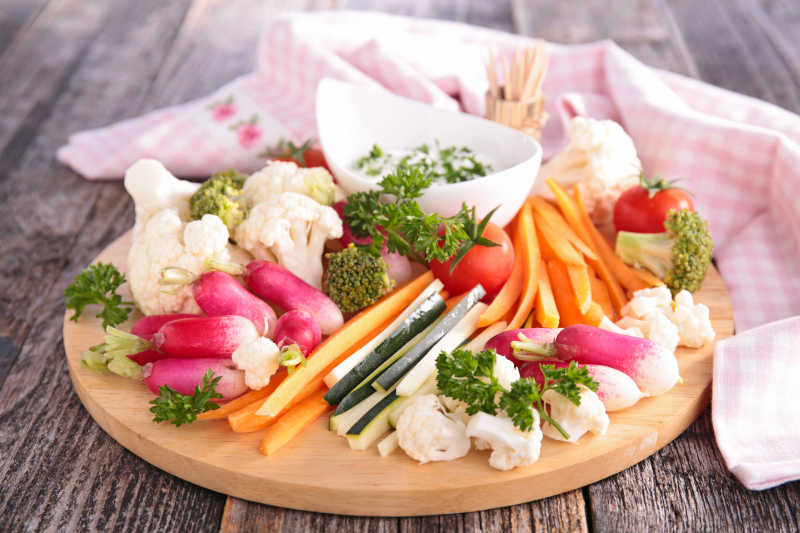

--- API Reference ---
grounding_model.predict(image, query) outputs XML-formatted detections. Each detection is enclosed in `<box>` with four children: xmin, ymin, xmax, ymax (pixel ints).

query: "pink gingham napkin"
<box><xmin>57</xmin><ymin>11</ymin><xmax>800</xmax><ymax>489</ymax></box>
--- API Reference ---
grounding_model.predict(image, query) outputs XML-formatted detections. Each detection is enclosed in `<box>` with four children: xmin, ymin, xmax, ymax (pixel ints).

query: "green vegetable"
<box><xmin>436</xmin><ymin>349</ymin><xmax>599</xmax><ymax>440</ymax></box>
<box><xmin>65</xmin><ymin>263</ymin><xmax>133</xmax><ymax>329</ymax></box>
<box><xmin>189</xmin><ymin>169</ymin><xmax>248</xmax><ymax>232</ymax></box>
<box><xmin>149</xmin><ymin>369</ymin><xmax>223</xmax><ymax>427</ymax></box>
<box><xmin>615</xmin><ymin>208</ymin><xmax>713</xmax><ymax>293</ymax></box>
<box><xmin>323</xmin><ymin>244</ymin><xmax>394</xmax><ymax>313</ymax></box>
<box><xmin>342</xmin><ymin>166</ymin><xmax>498</xmax><ymax>267</ymax></box>
<box><xmin>80</xmin><ymin>326</ymin><xmax>149</xmax><ymax>378</ymax></box>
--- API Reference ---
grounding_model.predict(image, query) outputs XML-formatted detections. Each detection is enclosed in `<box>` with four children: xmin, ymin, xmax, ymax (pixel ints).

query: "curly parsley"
<box><xmin>149</xmin><ymin>370</ymin><xmax>223</xmax><ymax>427</ymax></box>
<box><xmin>65</xmin><ymin>263</ymin><xmax>133</xmax><ymax>329</ymax></box>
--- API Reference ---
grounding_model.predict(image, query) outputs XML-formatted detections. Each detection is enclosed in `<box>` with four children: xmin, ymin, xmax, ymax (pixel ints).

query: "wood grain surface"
<box><xmin>62</xmin><ymin>231</ymin><xmax>732</xmax><ymax>516</ymax></box>
<box><xmin>1</xmin><ymin>0</ymin><xmax>799</xmax><ymax>531</ymax></box>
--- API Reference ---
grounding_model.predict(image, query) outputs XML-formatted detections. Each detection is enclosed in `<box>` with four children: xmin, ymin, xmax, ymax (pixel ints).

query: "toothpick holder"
<box><xmin>484</xmin><ymin>89</ymin><xmax>548</xmax><ymax>142</ymax></box>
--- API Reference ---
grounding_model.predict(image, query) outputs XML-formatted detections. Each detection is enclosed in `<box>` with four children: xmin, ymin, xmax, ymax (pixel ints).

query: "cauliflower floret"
<box><xmin>124</xmin><ymin>159</ymin><xmax>199</xmax><ymax>227</ymax></box>
<box><xmin>235</xmin><ymin>192</ymin><xmax>343</xmax><ymax>288</ymax></box>
<box><xmin>536</xmin><ymin>117</ymin><xmax>641</xmax><ymax>228</ymax></box>
<box><xmin>465</xmin><ymin>411</ymin><xmax>542</xmax><ymax>471</ymax></box>
<box><xmin>671</xmin><ymin>290</ymin><xmax>715</xmax><ymax>347</ymax></box>
<box><xmin>232</xmin><ymin>337</ymin><xmax>280</xmax><ymax>390</ymax></box>
<box><xmin>396</xmin><ymin>394</ymin><xmax>471</xmax><ymax>464</ymax></box>
<box><xmin>128</xmin><ymin>211</ymin><xmax>234</xmax><ymax>315</ymax></box>
<box><xmin>621</xmin><ymin>285</ymin><xmax>673</xmax><ymax>317</ymax></box>
<box><xmin>542</xmin><ymin>385</ymin><xmax>609</xmax><ymax>443</ymax></box>
<box><xmin>243</xmin><ymin>160</ymin><xmax>337</xmax><ymax>207</ymax></box>
<box><xmin>617</xmin><ymin>312</ymin><xmax>680</xmax><ymax>353</ymax></box>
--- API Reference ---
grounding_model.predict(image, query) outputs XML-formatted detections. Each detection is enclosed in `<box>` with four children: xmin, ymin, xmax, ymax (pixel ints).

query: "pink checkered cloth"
<box><xmin>57</xmin><ymin>11</ymin><xmax>800</xmax><ymax>489</ymax></box>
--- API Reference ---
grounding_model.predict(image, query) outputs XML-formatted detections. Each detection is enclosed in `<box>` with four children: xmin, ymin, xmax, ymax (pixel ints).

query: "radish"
<box><xmin>153</xmin><ymin>315</ymin><xmax>259</xmax><ymax>359</ymax></box>
<box><xmin>521</xmin><ymin>360</ymin><xmax>645</xmax><ymax>411</ymax></box>
<box><xmin>484</xmin><ymin>328</ymin><xmax>560</xmax><ymax>367</ymax></box>
<box><xmin>143</xmin><ymin>358</ymin><xmax>247</xmax><ymax>400</ymax></box>
<box><xmin>131</xmin><ymin>313</ymin><xmax>199</xmax><ymax>339</ymax></box>
<box><xmin>274</xmin><ymin>310</ymin><xmax>321</xmax><ymax>356</ymax></box>
<box><xmin>513</xmin><ymin>324</ymin><xmax>680</xmax><ymax>396</ymax></box>
<box><xmin>129</xmin><ymin>349</ymin><xmax>166</xmax><ymax>366</ymax></box>
<box><xmin>160</xmin><ymin>268</ymin><xmax>276</xmax><ymax>336</ymax></box>
<box><xmin>242</xmin><ymin>261</ymin><xmax>344</xmax><ymax>335</ymax></box>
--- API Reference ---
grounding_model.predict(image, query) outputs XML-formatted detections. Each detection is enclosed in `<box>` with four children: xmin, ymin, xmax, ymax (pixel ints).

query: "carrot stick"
<box><xmin>582</xmin><ymin>301</ymin><xmax>605</xmax><ymax>327</ymax></box>
<box><xmin>589</xmin><ymin>274</ymin><xmax>615</xmax><ymax>320</ymax></box>
<box><xmin>259</xmin><ymin>388</ymin><xmax>331</xmax><ymax>456</ymax></box>
<box><xmin>508</xmin><ymin>202</ymin><xmax>540</xmax><ymax>329</ymax></box>
<box><xmin>255</xmin><ymin>271</ymin><xmax>435</xmax><ymax>417</ymax></box>
<box><xmin>535</xmin><ymin>258</ymin><xmax>559</xmax><ymax>327</ymax></box>
<box><xmin>546</xmin><ymin>259</ymin><xmax>585</xmax><ymax>326</ymax></box>
<box><xmin>631</xmin><ymin>266</ymin><xmax>665</xmax><ymax>287</ymax></box>
<box><xmin>528</xmin><ymin>197</ymin><xmax>597</xmax><ymax>260</ymax></box>
<box><xmin>478</xmin><ymin>236</ymin><xmax>524</xmax><ymax>327</ymax></box>
<box><xmin>566</xmin><ymin>262</ymin><xmax>592</xmax><ymax>314</ymax></box>
<box><xmin>198</xmin><ymin>369</ymin><xmax>288</xmax><ymax>421</ymax></box>
<box><xmin>533</xmin><ymin>212</ymin><xmax>585</xmax><ymax>265</ymax></box>
<box><xmin>229</xmin><ymin>375</ymin><xmax>326</xmax><ymax>433</ymax></box>
<box><xmin>573</xmin><ymin>187</ymin><xmax>648</xmax><ymax>295</ymax></box>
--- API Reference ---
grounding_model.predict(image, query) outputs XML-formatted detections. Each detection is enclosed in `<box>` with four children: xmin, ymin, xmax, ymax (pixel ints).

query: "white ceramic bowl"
<box><xmin>316</xmin><ymin>79</ymin><xmax>542</xmax><ymax>227</ymax></box>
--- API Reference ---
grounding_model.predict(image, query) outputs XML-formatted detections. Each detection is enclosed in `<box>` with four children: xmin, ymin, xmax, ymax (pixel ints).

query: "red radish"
<box><xmin>484</xmin><ymin>328</ymin><xmax>560</xmax><ymax>367</ymax></box>
<box><xmin>243</xmin><ymin>261</ymin><xmax>344</xmax><ymax>335</ymax></box>
<box><xmin>274</xmin><ymin>310</ymin><xmax>321</xmax><ymax>356</ymax></box>
<box><xmin>143</xmin><ymin>358</ymin><xmax>247</xmax><ymax>400</ymax></box>
<box><xmin>131</xmin><ymin>313</ymin><xmax>199</xmax><ymax>339</ymax></box>
<box><xmin>129</xmin><ymin>349</ymin><xmax>166</xmax><ymax>366</ymax></box>
<box><xmin>521</xmin><ymin>360</ymin><xmax>645</xmax><ymax>412</ymax></box>
<box><xmin>153</xmin><ymin>315</ymin><xmax>259</xmax><ymax>359</ymax></box>
<box><xmin>513</xmin><ymin>324</ymin><xmax>680</xmax><ymax>396</ymax></box>
<box><xmin>160</xmin><ymin>268</ymin><xmax>277</xmax><ymax>336</ymax></box>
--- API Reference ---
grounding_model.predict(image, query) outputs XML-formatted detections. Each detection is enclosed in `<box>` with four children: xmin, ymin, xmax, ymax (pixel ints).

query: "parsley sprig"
<box><xmin>65</xmin><ymin>263</ymin><xmax>134</xmax><ymax>329</ymax></box>
<box><xmin>342</xmin><ymin>166</ymin><xmax>498</xmax><ymax>268</ymax></box>
<box><xmin>149</xmin><ymin>370</ymin><xmax>223</xmax><ymax>427</ymax></box>
<box><xmin>436</xmin><ymin>349</ymin><xmax>600</xmax><ymax>439</ymax></box>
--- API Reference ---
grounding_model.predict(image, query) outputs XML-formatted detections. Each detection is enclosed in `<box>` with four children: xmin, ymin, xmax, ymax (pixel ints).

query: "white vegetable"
<box><xmin>671</xmin><ymin>291</ymin><xmax>715</xmax><ymax>348</ymax></box>
<box><xmin>598</xmin><ymin>316</ymin><xmax>644</xmax><ymax>338</ymax></box>
<box><xmin>243</xmin><ymin>160</ymin><xmax>337</xmax><ymax>207</ymax></box>
<box><xmin>234</xmin><ymin>192</ymin><xmax>343</xmax><ymax>288</ymax></box>
<box><xmin>396</xmin><ymin>395</ymin><xmax>471</xmax><ymax>464</ymax></box>
<box><xmin>465</xmin><ymin>412</ymin><xmax>543</xmax><ymax>471</ymax></box>
<box><xmin>124</xmin><ymin>159</ymin><xmax>199</xmax><ymax>227</ymax></box>
<box><xmin>536</xmin><ymin>117</ymin><xmax>641</xmax><ymax>227</ymax></box>
<box><xmin>377</xmin><ymin>431</ymin><xmax>399</xmax><ymax>457</ymax></box>
<box><xmin>232</xmin><ymin>337</ymin><xmax>281</xmax><ymax>390</ymax></box>
<box><xmin>542</xmin><ymin>385</ymin><xmax>609</xmax><ymax>443</ymax></box>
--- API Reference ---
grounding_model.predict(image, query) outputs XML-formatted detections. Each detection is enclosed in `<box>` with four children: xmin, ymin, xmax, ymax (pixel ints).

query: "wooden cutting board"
<box><xmin>63</xmin><ymin>231</ymin><xmax>734</xmax><ymax>516</ymax></box>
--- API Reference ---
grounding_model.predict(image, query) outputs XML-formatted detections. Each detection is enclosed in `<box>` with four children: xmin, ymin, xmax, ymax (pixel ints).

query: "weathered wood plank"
<box><xmin>341</xmin><ymin>0</ymin><xmax>513</xmax><ymax>31</ymax></box>
<box><xmin>0</xmin><ymin>0</ymin><xmax>51</xmax><ymax>57</ymax></box>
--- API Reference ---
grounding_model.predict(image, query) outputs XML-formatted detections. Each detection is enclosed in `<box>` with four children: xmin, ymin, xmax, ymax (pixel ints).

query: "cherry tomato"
<box><xmin>429</xmin><ymin>222</ymin><xmax>514</xmax><ymax>301</ymax></box>
<box><xmin>267</xmin><ymin>139</ymin><xmax>331</xmax><ymax>173</ymax></box>
<box><xmin>613</xmin><ymin>176</ymin><xmax>694</xmax><ymax>233</ymax></box>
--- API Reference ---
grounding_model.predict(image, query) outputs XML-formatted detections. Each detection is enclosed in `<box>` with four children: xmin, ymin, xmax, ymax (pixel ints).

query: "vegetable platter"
<box><xmin>63</xmin><ymin>229</ymin><xmax>732</xmax><ymax>515</ymax></box>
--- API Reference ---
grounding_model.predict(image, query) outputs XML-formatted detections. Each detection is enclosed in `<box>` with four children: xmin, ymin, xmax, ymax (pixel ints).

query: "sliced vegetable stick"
<box><xmin>199</xmin><ymin>369</ymin><xmax>287</xmax><ymax>421</ymax></box>
<box><xmin>533</xmin><ymin>212</ymin><xmax>585</xmax><ymax>265</ymax></box>
<box><xmin>566</xmin><ymin>262</ymin><xmax>592</xmax><ymax>314</ymax></box>
<box><xmin>589</xmin><ymin>274</ymin><xmax>615</xmax><ymax>320</ymax></box>
<box><xmin>508</xmin><ymin>203</ymin><xmax>540</xmax><ymax>329</ymax></box>
<box><xmin>573</xmin><ymin>187</ymin><xmax>648</xmax><ymax>294</ymax></box>
<box><xmin>464</xmin><ymin>321</ymin><xmax>508</xmax><ymax>352</ymax></box>
<box><xmin>631</xmin><ymin>266</ymin><xmax>665</xmax><ymax>287</ymax></box>
<box><xmin>478</xmin><ymin>240</ymin><xmax>523</xmax><ymax>327</ymax></box>
<box><xmin>259</xmin><ymin>387</ymin><xmax>331</xmax><ymax>456</ymax></box>
<box><xmin>523</xmin><ymin>311</ymin><xmax>535</xmax><ymax>328</ymax></box>
<box><xmin>546</xmin><ymin>259</ymin><xmax>585</xmax><ymax>327</ymax></box>
<box><xmin>228</xmin><ymin>374</ymin><xmax>325</xmax><ymax>433</ymax></box>
<box><xmin>255</xmin><ymin>271</ymin><xmax>434</xmax><ymax>418</ymax></box>
<box><xmin>528</xmin><ymin>197</ymin><xmax>598</xmax><ymax>260</ymax></box>
<box><xmin>535</xmin><ymin>222</ymin><xmax>557</xmax><ymax>260</ymax></box>
<box><xmin>535</xmin><ymin>258</ymin><xmax>559</xmax><ymax>327</ymax></box>
<box><xmin>582</xmin><ymin>301</ymin><xmax>605</xmax><ymax>327</ymax></box>
<box><xmin>548</xmin><ymin>179</ymin><xmax>628</xmax><ymax>313</ymax></box>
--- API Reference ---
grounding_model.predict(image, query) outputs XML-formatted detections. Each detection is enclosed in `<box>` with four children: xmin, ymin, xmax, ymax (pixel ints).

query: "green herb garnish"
<box><xmin>436</xmin><ymin>349</ymin><xmax>600</xmax><ymax>439</ymax></box>
<box><xmin>149</xmin><ymin>370</ymin><xmax>223</xmax><ymax>427</ymax></box>
<box><xmin>65</xmin><ymin>263</ymin><xmax>133</xmax><ymax>328</ymax></box>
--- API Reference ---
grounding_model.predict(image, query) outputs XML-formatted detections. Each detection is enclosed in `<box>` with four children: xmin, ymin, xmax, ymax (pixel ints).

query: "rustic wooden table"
<box><xmin>1</xmin><ymin>0</ymin><xmax>798</xmax><ymax>531</ymax></box>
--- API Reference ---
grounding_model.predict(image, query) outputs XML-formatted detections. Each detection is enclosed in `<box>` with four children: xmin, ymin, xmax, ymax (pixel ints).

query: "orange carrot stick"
<box><xmin>565</xmin><ymin>262</ymin><xmax>592</xmax><ymax>314</ymax></box>
<box><xmin>259</xmin><ymin>388</ymin><xmax>331</xmax><ymax>456</ymax></box>
<box><xmin>528</xmin><ymin>197</ymin><xmax>597</xmax><ymax>260</ymax></box>
<box><xmin>631</xmin><ymin>266</ymin><xmax>665</xmax><ymax>287</ymax></box>
<box><xmin>589</xmin><ymin>274</ymin><xmax>615</xmax><ymax>320</ymax></box>
<box><xmin>198</xmin><ymin>369</ymin><xmax>287</xmax><ymax>421</ymax></box>
<box><xmin>546</xmin><ymin>259</ymin><xmax>585</xmax><ymax>326</ymax></box>
<box><xmin>535</xmin><ymin>258</ymin><xmax>559</xmax><ymax>328</ymax></box>
<box><xmin>508</xmin><ymin>202</ymin><xmax>540</xmax><ymax>329</ymax></box>
<box><xmin>533</xmin><ymin>212</ymin><xmax>585</xmax><ymax>265</ymax></box>
<box><xmin>478</xmin><ymin>237</ymin><xmax>524</xmax><ymax>327</ymax></box>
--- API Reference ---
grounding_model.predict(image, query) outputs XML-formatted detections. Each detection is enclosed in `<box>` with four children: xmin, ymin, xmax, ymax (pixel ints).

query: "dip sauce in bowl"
<box><xmin>316</xmin><ymin>79</ymin><xmax>542</xmax><ymax>227</ymax></box>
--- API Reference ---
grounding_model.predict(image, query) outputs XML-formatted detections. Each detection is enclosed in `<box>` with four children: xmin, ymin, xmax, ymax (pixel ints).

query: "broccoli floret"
<box><xmin>324</xmin><ymin>244</ymin><xmax>394</xmax><ymax>313</ymax></box>
<box><xmin>615</xmin><ymin>209</ymin><xmax>713</xmax><ymax>294</ymax></box>
<box><xmin>189</xmin><ymin>169</ymin><xmax>248</xmax><ymax>231</ymax></box>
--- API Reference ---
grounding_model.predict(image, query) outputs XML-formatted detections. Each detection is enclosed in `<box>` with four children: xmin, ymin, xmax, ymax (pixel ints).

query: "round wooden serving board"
<box><xmin>64</xmin><ymin>231</ymin><xmax>734</xmax><ymax>516</ymax></box>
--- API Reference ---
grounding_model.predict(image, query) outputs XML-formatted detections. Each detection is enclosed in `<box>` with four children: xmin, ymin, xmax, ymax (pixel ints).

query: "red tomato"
<box><xmin>429</xmin><ymin>222</ymin><xmax>514</xmax><ymax>300</ymax></box>
<box><xmin>267</xmin><ymin>139</ymin><xmax>331</xmax><ymax>173</ymax></box>
<box><xmin>613</xmin><ymin>176</ymin><xmax>694</xmax><ymax>233</ymax></box>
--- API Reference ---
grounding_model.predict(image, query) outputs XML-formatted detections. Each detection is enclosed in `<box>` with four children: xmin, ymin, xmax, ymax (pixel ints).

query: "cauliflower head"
<box><xmin>396</xmin><ymin>394</ymin><xmax>471</xmax><ymax>464</ymax></box>
<box><xmin>672</xmin><ymin>290</ymin><xmax>715</xmax><ymax>347</ymax></box>
<box><xmin>235</xmin><ymin>192</ymin><xmax>343</xmax><ymax>288</ymax></box>
<box><xmin>124</xmin><ymin>159</ymin><xmax>199</xmax><ymax>227</ymax></box>
<box><xmin>542</xmin><ymin>385</ymin><xmax>609</xmax><ymax>443</ymax></box>
<box><xmin>537</xmin><ymin>117</ymin><xmax>641</xmax><ymax>227</ymax></box>
<box><xmin>232</xmin><ymin>337</ymin><xmax>281</xmax><ymax>390</ymax></box>
<box><xmin>128</xmin><ymin>212</ymin><xmax>234</xmax><ymax>315</ymax></box>
<box><xmin>243</xmin><ymin>160</ymin><xmax>337</xmax><ymax>207</ymax></box>
<box><xmin>465</xmin><ymin>411</ymin><xmax>542</xmax><ymax>471</ymax></box>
